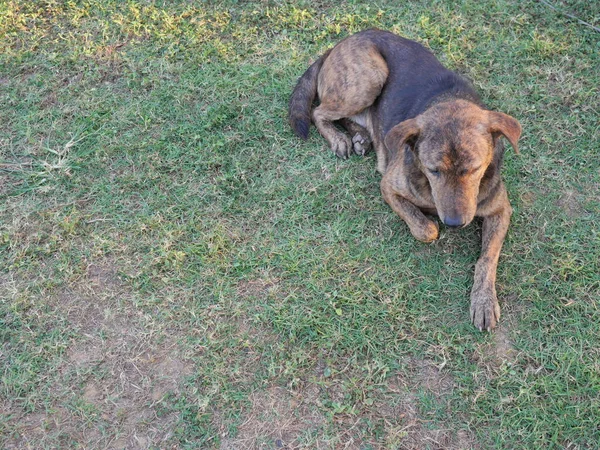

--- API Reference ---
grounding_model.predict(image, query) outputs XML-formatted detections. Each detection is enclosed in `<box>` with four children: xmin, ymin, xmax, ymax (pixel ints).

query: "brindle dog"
<box><xmin>289</xmin><ymin>29</ymin><xmax>522</xmax><ymax>331</ymax></box>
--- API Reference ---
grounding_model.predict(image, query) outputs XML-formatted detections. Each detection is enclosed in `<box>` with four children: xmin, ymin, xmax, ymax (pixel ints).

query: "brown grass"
<box><xmin>3</xmin><ymin>259</ymin><xmax>193</xmax><ymax>449</ymax></box>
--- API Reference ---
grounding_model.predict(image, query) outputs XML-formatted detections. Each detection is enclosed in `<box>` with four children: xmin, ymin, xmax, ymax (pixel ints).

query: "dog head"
<box><xmin>385</xmin><ymin>100</ymin><xmax>521</xmax><ymax>228</ymax></box>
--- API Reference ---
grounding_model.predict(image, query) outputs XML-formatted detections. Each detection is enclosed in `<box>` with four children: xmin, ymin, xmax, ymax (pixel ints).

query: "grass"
<box><xmin>1</xmin><ymin>0</ymin><xmax>599</xmax><ymax>448</ymax></box>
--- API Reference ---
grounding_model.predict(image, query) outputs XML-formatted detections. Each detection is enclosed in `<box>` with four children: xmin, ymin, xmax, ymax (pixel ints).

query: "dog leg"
<box><xmin>314</xmin><ymin>37</ymin><xmax>388</xmax><ymax>159</ymax></box>
<box><xmin>372</xmin><ymin>137</ymin><xmax>388</xmax><ymax>174</ymax></box>
<box><xmin>470</xmin><ymin>205</ymin><xmax>512</xmax><ymax>331</ymax></box>
<box><xmin>338</xmin><ymin>118</ymin><xmax>372</xmax><ymax>156</ymax></box>
<box><xmin>313</xmin><ymin>106</ymin><xmax>353</xmax><ymax>159</ymax></box>
<box><xmin>381</xmin><ymin>190</ymin><xmax>439</xmax><ymax>243</ymax></box>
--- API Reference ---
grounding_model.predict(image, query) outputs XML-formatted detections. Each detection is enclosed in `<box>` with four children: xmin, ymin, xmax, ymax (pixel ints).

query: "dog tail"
<box><xmin>288</xmin><ymin>50</ymin><xmax>331</xmax><ymax>140</ymax></box>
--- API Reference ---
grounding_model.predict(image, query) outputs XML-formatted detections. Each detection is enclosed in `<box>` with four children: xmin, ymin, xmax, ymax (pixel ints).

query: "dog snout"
<box><xmin>443</xmin><ymin>216</ymin><xmax>467</xmax><ymax>228</ymax></box>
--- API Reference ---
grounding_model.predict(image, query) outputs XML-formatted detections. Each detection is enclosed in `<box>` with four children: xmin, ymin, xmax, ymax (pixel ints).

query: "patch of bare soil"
<box><xmin>237</xmin><ymin>275</ymin><xmax>280</xmax><ymax>300</ymax></box>
<box><xmin>2</xmin><ymin>259</ymin><xmax>192</xmax><ymax>449</ymax></box>
<box><xmin>493</xmin><ymin>326</ymin><xmax>515</xmax><ymax>361</ymax></box>
<box><xmin>376</xmin><ymin>359</ymin><xmax>477</xmax><ymax>450</ymax></box>
<box><xmin>472</xmin><ymin>315</ymin><xmax>519</xmax><ymax>374</ymax></box>
<box><xmin>220</xmin><ymin>358</ymin><xmax>476</xmax><ymax>450</ymax></box>
<box><xmin>219</xmin><ymin>384</ymin><xmax>326</xmax><ymax>450</ymax></box>
<box><xmin>556</xmin><ymin>189</ymin><xmax>582</xmax><ymax>218</ymax></box>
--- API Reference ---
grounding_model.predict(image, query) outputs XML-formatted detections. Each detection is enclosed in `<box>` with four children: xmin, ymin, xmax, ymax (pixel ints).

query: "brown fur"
<box><xmin>289</xmin><ymin>30</ymin><xmax>522</xmax><ymax>331</ymax></box>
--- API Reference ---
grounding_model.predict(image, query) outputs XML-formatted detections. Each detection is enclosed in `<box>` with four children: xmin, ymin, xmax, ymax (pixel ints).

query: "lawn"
<box><xmin>1</xmin><ymin>0</ymin><xmax>598</xmax><ymax>448</ymax></box>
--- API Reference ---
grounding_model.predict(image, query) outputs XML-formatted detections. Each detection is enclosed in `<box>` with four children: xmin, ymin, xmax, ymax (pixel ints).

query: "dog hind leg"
<box><xmin>314</xmin><ymin>37</ymin><xmax>388</xmax><ymax>159</ymax></box>
<box><xmin>313</xmin><ymin>106</ymin><xmax>353</xmax><ymax>159</ymax></box>
<box><xmin>338</xmin><ymin>118</ymin><xmax>372</xmax><ymax>156</ymax></box>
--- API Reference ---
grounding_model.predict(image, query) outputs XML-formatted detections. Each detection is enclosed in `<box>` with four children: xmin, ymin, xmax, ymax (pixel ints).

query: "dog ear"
<box><xmin>488</xmin><ymin>111</ymin><xmax>522</xmax><ymax>154</ymax></box>
<box><xmin>385</xmin><ymin>119</ymin><xmax>420</xmax><ymax>152</ymax></box>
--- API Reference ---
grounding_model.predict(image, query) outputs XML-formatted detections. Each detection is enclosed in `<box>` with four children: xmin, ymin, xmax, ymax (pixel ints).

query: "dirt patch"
<box><xmin>492</xmin><ymin>325</ymin><xmax>515</xmax><ymax>361</ymax></box>
<box><xmin>220</xmin><ymin>358</ymin><xmax>476</xmax><ymax>450</ymax></box>
<box><xmin>411</xmin><ymin>358</ymin><xmax>454</xmax><ymax>394</ymax></box>
<box><xmin>379</xmin><ymin>359</ymin><xmax>476</xmax><ymax>450</ymax></box>
<box><xmin>519</xmin><ymin>190</ymin><xmax>536</xmax><ymax>207</ymax></box>
<box><xmin>472</xmin><ymin>318</ymin><xmax>518</xmax><ymax>375</ymax></box>
<box><xmin>237</xmin><ymin>276</ymin><xmax>280</xmax><ymax>300</ymax></box>
<box><xmin>219</xmin><ymin>384</ymin><xmax>326</xmax><ymax>450</ymax></box>
<box><xmin>556</xmin><ymin>189</ymin><xmax>582</xmax><ymax>218</ymax></box>
<box><xmin>93</xmin><ymin>42</ymin><xmax>126</xmax><ymax>83</ymax></box>
<box><xmin>233</xmin><ymin>276</ymin><xmax>281</xmax><ymax>345</ymax></box>
<box><xmin>87</xmin><ymin>260</ymin><xmax>122</xmax><ymax>292</ymax></box>
<box><xmin>2</xmin><ymin>258</ymin><xmax>193</xmax><ymax>449</ymax></box>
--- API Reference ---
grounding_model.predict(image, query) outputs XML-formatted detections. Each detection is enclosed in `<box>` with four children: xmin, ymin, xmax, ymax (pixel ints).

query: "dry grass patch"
<box><xmin>2</xmin><ymin>259</ymin><xmax>193</xmax><ymax>449</ymax></box>
<box><xmin>217</xmin><ymin>358</ymin><xmax>477</xmax><ymax>449</ymax></box>
<box><xmin>219</xmin><ymin>384</ymin><xmax>326</xmax><ymax>449</ymax></box>
<box><xmin>379</xmin><ymin>359</ymin><xmax>476</xmax><ymax>450</ymax></box>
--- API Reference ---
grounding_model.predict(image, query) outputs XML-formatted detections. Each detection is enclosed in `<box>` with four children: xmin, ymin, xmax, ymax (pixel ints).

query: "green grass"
<box><xmin>1</xmin><ymin>0</ymin><xmax>599</xmax><ymax>448</ymax></box>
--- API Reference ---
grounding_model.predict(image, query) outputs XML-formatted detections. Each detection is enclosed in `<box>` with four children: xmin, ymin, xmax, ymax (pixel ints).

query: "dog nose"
<box><xmin>443</xmin><ymin>217</ymin><xmax>465</xmax><ymax>228</ymax></box>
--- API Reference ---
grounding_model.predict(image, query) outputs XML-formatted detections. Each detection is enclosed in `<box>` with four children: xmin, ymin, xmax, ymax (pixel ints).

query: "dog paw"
<box><xmin>470</xmin><ymin>288</ymin><xmax>501</xmax><ymax>332</ymax></box>
<box><xmin>411</xmin><ymin>220</ymin><xmax>439</xmax><ymax>243</ymax></box>
<box><xmin>331</xmin><ymin>136</ymin><xmax>352</xmax><ymax>159</ymax></box>
<box><xmin>351</xmin><ymin>133</ymin><xmax>371</xmax><ymax>156</ymax></box>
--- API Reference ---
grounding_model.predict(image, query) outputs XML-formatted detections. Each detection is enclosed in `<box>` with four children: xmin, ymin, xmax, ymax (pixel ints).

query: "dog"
<box><xmin>288</xmin><ymin>29</ymin><xmax>521</xmax><ymax>331</ymax></box>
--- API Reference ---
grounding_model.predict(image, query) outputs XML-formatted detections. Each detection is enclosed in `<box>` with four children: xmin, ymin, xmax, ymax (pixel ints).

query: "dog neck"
<box><xmin>381</xmin><ymin>72</ymin><xmax>481</xmax><ymax>137</ymax></box>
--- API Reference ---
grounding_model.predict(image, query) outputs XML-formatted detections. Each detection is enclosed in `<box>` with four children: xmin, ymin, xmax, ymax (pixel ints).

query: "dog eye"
<box><xmin>458</xmin><ymin>166</ymin><xmax>482</xmax><ymax>176</ymax></box>
<box><xmin>429</xmin><ymin>169</ymin><xmax>440</xmax><ymax>176</ymax></box>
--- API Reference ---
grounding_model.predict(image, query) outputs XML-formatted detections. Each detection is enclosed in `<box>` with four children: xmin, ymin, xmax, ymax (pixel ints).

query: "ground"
<box><xmin>1</xmin><ymin>1</ymin><xmax>599</xmax><ymax>449</ymax></box>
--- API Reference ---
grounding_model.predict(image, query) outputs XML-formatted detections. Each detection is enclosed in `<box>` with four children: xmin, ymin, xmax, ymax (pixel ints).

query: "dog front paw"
<box><xmin>470</xmin><ymin>287</ymin><xmax>501</xmax><ymax>331</ymax></box>
<box><xmin>410</xmin><ymin>219</ymin><xmax>439</xmax><ymax>243</ymax></box>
